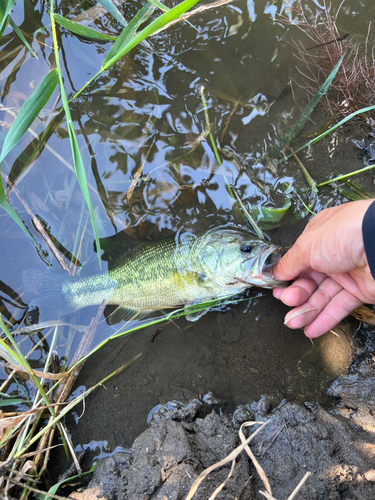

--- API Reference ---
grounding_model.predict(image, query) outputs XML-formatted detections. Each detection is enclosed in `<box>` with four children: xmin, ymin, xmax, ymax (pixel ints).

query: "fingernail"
<box><xmin>284</xmin><ymin>307</ymin><xmax>317</xmax><ymax>327</ymax></box>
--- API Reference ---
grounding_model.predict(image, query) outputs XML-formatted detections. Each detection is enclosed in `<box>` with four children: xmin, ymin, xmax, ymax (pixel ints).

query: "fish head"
<box><xmin>197</xmin><ymin>228</ymin><xmax>287</xmax><ymax>289</ymax></box>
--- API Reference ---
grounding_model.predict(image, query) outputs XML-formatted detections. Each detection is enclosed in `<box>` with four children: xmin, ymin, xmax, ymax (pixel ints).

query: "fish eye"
<box><xmin>240</xmin><ymin>243</ymin><xmax>252</xmax><ymax>253</ymax></box>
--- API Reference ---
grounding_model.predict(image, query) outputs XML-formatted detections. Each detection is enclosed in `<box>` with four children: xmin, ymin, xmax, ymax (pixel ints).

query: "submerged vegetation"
<box><xmin>0</xmin><ymin>0</ymin><xmax>375</xmax><ymax>497</ymax></box>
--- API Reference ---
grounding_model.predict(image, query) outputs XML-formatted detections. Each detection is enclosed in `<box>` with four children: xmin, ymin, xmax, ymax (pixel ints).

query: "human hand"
<box><xmin>272</xmin><ymin>199</ymin><xmax>375</xmax><ymax>338</ymax></box>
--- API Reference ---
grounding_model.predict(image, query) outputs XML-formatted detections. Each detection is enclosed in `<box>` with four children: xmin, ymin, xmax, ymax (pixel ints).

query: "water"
<box><xmin>1</xmin><ymin>0</ymin><xmax>375</xmax><ymax>463</ymax></box>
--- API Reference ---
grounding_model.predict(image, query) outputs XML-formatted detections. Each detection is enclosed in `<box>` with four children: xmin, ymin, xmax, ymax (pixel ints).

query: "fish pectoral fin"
<box><xmin>185</xmin><ymin>309</ymin><xmax>209</xmax><ymax>322</ymax></box>
<box><xmin>173</xmin><ymin>270</ymin><xmax>209</xmax><ymax>287</ymax></box>
<box><xmin>184</xmin><ymin>304</ymin><xmax>210</xmax><ymax>322</ymax></box>
<box><xmin>105</xmin><ymin>305</ymin><xmax>153</xmax><ymax>325</ymax></box>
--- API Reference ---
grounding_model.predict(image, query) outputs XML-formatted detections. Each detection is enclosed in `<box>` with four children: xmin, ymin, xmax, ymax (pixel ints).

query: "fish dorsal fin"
<box><xmin>99</xmin><ymin>233</ymin><xmax>143</xmax><ymax>267</ymax></box>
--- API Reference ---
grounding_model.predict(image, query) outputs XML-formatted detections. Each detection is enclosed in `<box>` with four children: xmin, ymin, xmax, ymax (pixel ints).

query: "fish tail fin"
<box><xmin>22</xmin><ymin>267</ymin><xmax>77</xmax><ymax>321</ymax></box>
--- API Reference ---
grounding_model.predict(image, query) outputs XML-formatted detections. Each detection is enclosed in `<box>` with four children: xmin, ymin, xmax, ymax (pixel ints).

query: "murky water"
<box><xmin>1</xmin><ymin>0</ymin><xmax>375</xmax><ymax>470</ymax></box>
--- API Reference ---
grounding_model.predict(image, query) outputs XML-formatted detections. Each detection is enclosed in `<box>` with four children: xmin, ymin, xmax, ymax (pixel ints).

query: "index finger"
<box><xmin>273</xmin><ymin>269</ymin><xmax>326</xmax><ymax>306</ymax></box>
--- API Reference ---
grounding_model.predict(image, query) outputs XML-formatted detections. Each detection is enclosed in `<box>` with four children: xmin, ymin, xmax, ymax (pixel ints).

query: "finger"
<box><xmin>303</xmin><ymin>290</ymin><xmax>363</xmax><ymax>338</ymax></box>
<box><xmin>284</xmin><ymin>276</ymin><xmax>344</xmax><ymax>329</ymax></box>
<box><xmin>273</xmin><ymin>270</ymin><xmax>327</xmax><ymax>307</ymax></box>
<box><xmin>272</xmin><ymin>242</ymin><xmax>311</xmax><ymax>281</ymax></box>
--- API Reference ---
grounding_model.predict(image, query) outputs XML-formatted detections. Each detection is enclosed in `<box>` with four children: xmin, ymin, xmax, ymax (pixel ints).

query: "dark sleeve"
<box><xmin>362</xmin><ymin>200</ymin><xmax>375</xmax><ymax>280</ymax></box>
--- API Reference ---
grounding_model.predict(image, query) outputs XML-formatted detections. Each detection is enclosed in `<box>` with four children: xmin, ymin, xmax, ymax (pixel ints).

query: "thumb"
<box><xmin>272</xmin><ymin>243</ymin><xmax>310</xmax><ymax>281</ymax></box>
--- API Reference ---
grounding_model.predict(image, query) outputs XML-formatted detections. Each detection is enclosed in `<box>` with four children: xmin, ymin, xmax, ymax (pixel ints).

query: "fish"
<box><xmin>22</xmin><ymin>226</ymin><xmax>286</xmax><ymax>324</ymax></box>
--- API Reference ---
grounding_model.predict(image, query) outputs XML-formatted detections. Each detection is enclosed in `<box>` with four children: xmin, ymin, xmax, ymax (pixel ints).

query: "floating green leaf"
<box><xmin>245</xmin><ymin>198</ymin><xmax>292</xmax><ymax>229</ymax></box>
<box><xmin>54</xmin><ymin>14</ymin><xmax>116</xmax><ymax>41</ymax></box>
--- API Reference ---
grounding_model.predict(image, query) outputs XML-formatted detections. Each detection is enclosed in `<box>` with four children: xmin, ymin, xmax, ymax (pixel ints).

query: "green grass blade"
<box><xmin>316</xmin><ymin>164</ymin><xmax>375</xmax><ymax>187</ymax></box>
<box><xmin>0</xmin><ymin>179</ymin><xmax>32</xmax><ymax>238</ymax></box>
<box><xmin>68</xmin><ymin>295</ymin><xmax>259</xmax><ymax>373</ymax></box>
<box><xmin>0</xmin><ymin>397</ymin><xmax>27</xmax><ymax>406</ymax></box>
<box><xmin>103</xmin><ymin>3</ymin><xmax>156</xmax><ymax>68</ymax></box>
<box><xmin>0</xmin><ymin>329</ymin><xmax>24</xmax><ymax>368</ymax></box>
<box><xmin>147</xmin><ymin>0</ymin><xmax>168</xmax><ymax>11</ymax></box>
<box><xmin>43</xmin><ymin>464</ymin><xmax>97</xmax><ymax>498</ymax></box>
<box><xmin>50</xmin><ymin>8</ymin><xmax>102</xmax><ymax>267</ymax></box>
<box><xmin>0</xmin><ymin>69</ymin><xmax>59</xmax><ymax>162</ymax></box>
<box><xmin>147</xmin><ymin>0</ymin><xmax>196</xmax><ymax>30</ymax></box>
<box><xmin>64</xmin><ymin>118</ymin><xmax>102</xmax><ymax>268</ymax></box>
<box><xmin>53</xmin><ymin>14</ymin><xmax>116</xmax><ymax>41</ymax></box>
<box><xmin>0</xmin><ymin>318</ymin><xmax>71</xmax><ymax>458</ymax></box>
<box><xmin>71</xmin><ymin>0</ymin><xmax>196</xmax><ymax>101</ymax></box>
<box><xmin>0</xmin><ymin>0</ymin><xmax>15</xmax><ymax>38</ymax></box>
<box><xmin>102</xmin><ymin>0</ymin><xmax>200</xmax><ymax>71</ymax></box>
<box><xmin>0</xmin><ymin>66</ymin><xmax>58</xmax><ymax>241</ymax></box>
<box><xmin>278</xmin><ymin>103</ymin><xmax>375</xmax><ymax>165</ymax></box>
<box><xmin>97</xmin><ymin>0</ymin><xmax>128</xmax><ymax>27</ymax></box>
<box><xmin>200</xmin><ymin>86</ymin><xmax>221</xmax><ymax>165</ymax></box>
<box><xmin>8</xmin><ymin>16</ymin><xmax>38</xmax><ymax>57</ymax></box>
<box><xmin>268</xmin><ymin>53</ymin><xmax>345</xmax><ymax>159</ymax></box>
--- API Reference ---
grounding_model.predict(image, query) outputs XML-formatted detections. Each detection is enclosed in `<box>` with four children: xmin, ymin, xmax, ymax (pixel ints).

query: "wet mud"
<box><xmin>71</xmin><ymin>354</ymin><xmax>375</xmax><ymax>499</ymax></box>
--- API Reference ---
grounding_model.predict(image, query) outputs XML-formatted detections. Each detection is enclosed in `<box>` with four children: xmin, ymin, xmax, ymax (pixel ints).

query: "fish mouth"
<box><xmin>243</xmin><ymin>245</ymin><xmax>287</xmax><ymax>288</ymax></box>
<box><xmin>262</xmin><ymin>245</ymin><xmax>281</xmax><ymax>272</ymax></box>
<box><xmin>259</xmin><ymin>245</ymin><xmax>287</xmax><ymax>287</ymax></box>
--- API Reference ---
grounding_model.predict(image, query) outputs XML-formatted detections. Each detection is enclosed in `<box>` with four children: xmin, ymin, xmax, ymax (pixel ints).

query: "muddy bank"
<box><xmin>70</xmin><ymin>355</ymin><xmax>375</xmax><ymax>500</ymax></box>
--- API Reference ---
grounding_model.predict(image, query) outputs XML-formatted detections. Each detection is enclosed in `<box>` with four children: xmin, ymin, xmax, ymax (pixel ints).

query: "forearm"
<box><xmin>362</xmin><ymin>199</ymin><xmax>375</xmax><ymax>280</ymax></box>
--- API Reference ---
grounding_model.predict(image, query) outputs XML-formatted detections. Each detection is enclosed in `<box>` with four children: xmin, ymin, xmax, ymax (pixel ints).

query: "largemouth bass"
<box><xmin>23</xmin><ymin>227</ymin><xmax>285</xmax><ymax>323</ymax></box>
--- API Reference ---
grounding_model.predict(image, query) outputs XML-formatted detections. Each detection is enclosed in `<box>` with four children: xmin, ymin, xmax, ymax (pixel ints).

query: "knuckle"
<box><xmin>335</xmin><ymin>297</ymin><xmax>353</xmax><ymax>315</ymax></box>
